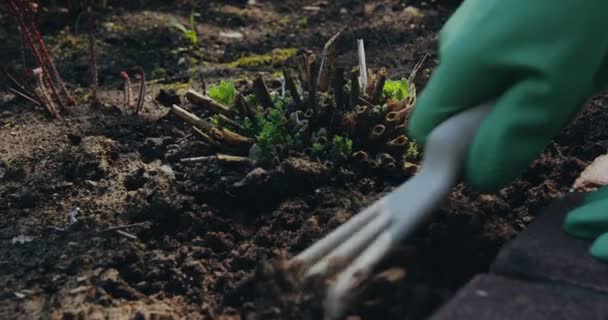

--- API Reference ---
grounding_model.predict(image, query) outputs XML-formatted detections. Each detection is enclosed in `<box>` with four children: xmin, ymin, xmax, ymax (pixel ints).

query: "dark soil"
<box><xmin>1</xmin><ymin>1</ymin><xmax>607</xmax><ymax>319</ymax></box>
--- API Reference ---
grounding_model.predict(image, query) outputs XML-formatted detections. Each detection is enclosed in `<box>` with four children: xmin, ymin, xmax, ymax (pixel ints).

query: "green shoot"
<box><xmin>208</xmin><ymin>80</ymin><xmax>237</xmax><ymax>106</ymax></box>
<box><xmin>171</xmin><ymin>11</ymin><xmax>199</xmax><ymax>46</ymax></box>
<box><xmin>383</xmin><ymin>79</ymin><xmax>409</xmax><ymax>101</ymax></box>
<box><xmin>330</xmin><ymin>135</ymin><xmax>353</xmax><ymax>161</ymax></box>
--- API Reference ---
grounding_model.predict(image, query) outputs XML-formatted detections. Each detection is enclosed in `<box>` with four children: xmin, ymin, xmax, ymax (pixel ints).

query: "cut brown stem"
<box><xmin>386</xmin><ymin>135</ymin><xmax>409</xmax><ymax>149</ymax></box>
<box><xmin>369</xmin><ymin>124</ymin><xmax>386</xmax><ymax>142</ymax></box>
<box><xmin>192</xmin><ymin>126</ymin><xmax>221</xmax><ymax>148</ymax></box>
<box><xmin>356</xmin><ymin>105</ymin><xmax>370</xmax><ymax>133</ymax></box>
<box><xmin>253</xmin><ymin>73</ymin><xmax>274</xmax><ymax>109</ymax></box>
<box><xmin>304</xmin><ymin>108</ymin><xmax>314</xmax><ymax>119</ymax></box>
<box><xmin>307</xmin><ymin>54</ymin><xmax>318</xmax><ymax>111</ymax></box>
<box><xmin>318</xmin><ymin>32</ymin><xmax>341</xmax><ymax>92</ymax></box>
<box><xmin>235</xmin><ymin>92</ymin><xmax>261</xmax><ymax>117</ymax></box>
<box><xmin>296</xmin><ymin>53</ymin><xmax>309</xmax><ymax>91</ymax></box>
<box><xmin>186</xmin><ymin>89</ymin><xmax>236</xmax><ymax>117</ymax></box>
<box><xmin>377</xmin><ymin>153</ymin><xmax>396</xmax><ymax>166</ymax></box>
<box><xmin>341</xmin><ymin>111</ymin><xmax>357</xmax><ymax>136</ymax></box>
<box><xmin>371</xmin><ymin>67</ymin><xmax>387</xmax><ymax>105</ymax></box>
<box><xmin>350</xmin><ymin>67</ymin><xmax>360</xmax><ymax>108</ymax></box>
<box><xmin>283</xmin><ymin>68</ymin><xmax>303</xmax><ymax>109</ymax></box>
<box><xmin>211</xmin><ymin>127</ymin><xmax>255</xmax><ymax>151</ymax></box>
<box><xmin>332</xmin><ymin>67</ymin><xmax>345</xmax><ymax>110</ymax></box>
<box><xmin>352</xmin><ymin>151</ymin><xmax>368</xmax><ymax>162</ymax></box>
<box><xmin>365</xmin><ymin>68</ymin><xmax>376</xmax><ymax>97</ymax></box>
<box><xmin>172</xmin><ymin>104</ymin><xmax>213</xmax><ymax>131</ymax></box>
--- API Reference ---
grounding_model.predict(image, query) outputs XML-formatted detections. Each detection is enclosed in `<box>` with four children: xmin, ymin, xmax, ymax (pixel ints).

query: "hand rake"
<box><xmin>289</xmin><ymin>103</ymin><xmax>492</xmax><ymax>319</ymax></box>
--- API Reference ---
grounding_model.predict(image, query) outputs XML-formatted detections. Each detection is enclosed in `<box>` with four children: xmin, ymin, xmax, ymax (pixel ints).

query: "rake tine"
<box><xmin>290</xmin><ymin>199</ymin><xmax>386</xmax><ymax>271</ymax></box>
<box><xmin>324</xmin><ymin>230</ymin><xmax>393</xmax><ymax>320</ymax></box>
<box><xmin>305</xmin><ymin>203</ymin><xmax>391</xmax><ymax>278</ymax></box>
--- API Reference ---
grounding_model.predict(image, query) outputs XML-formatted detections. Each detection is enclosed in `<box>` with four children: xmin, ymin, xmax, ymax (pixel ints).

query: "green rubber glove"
<box><xmin>408</xmin><ymin>0</ymin><xmax>608</xmax><ymax>192</ymax></box>
<box><xmin>564</xmin><ymin>187</ymin><xmax>608</xmax><ymax>262</ymax></box>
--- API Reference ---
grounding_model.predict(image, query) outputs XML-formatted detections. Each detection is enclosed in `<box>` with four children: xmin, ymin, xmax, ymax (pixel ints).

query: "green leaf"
<box><xmin>383</xmin><ymin>79</ymin><xmax>409</xmax><ymax>101</ymax></box>
<box><xmin>208</xmin><ymin>80</ymin><xmax>237</xmax><ymax>106</ymax></box>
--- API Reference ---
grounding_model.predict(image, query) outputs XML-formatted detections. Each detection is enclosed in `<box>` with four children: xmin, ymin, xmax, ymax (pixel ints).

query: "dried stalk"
<box><xmin>180</xmin><ymin>154</ymin><xmax>251</xmax><ymax>165</ymax></box>
<box><xmin>317</xmin><ymin>32</ymin><xmax>340</xmax><ymax>92</ymax></box>
<box><xmin>283</xmin><ymin>68</ymin><xmax>302</xmax><ymax>109</ymax></box>
<box><xmin>295</xmin><ymin>53</ymin><xmax>309</xmax><ymax>91</ymax></box>
<box><xmin>253</xmin><ymin>73</ymin><xmax>273</xmax><ymax>109</ymax></box>
<box><xmin>8</xmin><ymin>0</ymin><xmax>64</xmax><ymax>110</ymax></box>
<box><xmin>371</xmin><ymin>67</ymin><xmax>387</xmax><ymax>105</ymax></box>
<box><xmin>29</xmin><ymin>17</ymin><xmax>73</xmax><ymax>106</ymax></box>
<box><xmin>407</xmin><ymin>53</ymin><xmax>429</xmax><ymax>84</ymax></box>
<box><xmin>186</xmin><ymin>89</ymin><xmax>235</xmax><ymax>117</ymax></box>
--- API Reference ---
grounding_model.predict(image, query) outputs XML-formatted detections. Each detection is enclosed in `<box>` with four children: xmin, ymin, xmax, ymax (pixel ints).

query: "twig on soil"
<box><xmin>98</xmin><ymin>222</ymin><xmax>151</xmax><ymax>233</ymax></box>
<box><xmin>172</xmin><ymin>104</ymin><xmax>254</xmax><ymax>151</ymax></box>
<box><xmin>180</xmin><ymin>154</ymin><xmax>252</xmax><ymax>165</ymax></box>
<box><xmin>115</xmin><ymin>230</ymin><xmax>137</xmax><ymax>240</ymax></box>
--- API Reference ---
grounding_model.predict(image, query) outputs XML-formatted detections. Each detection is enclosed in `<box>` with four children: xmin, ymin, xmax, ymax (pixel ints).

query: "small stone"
<box><xmin>160</xmin><ymin>165</ymin><xmax>175</xmax><ymax>179</ymax></box>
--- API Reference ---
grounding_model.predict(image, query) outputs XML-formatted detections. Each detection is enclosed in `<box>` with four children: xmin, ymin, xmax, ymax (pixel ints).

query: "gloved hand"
<box><xmin>407</xmin><ymin>0</ymin><xmax>608</xmax><ymax>261</ymax></box>
<box><xmin>408</xmin><ymin>0</ymin><xmax>608</xmax><ymax>191</ymax></box>
<box><xmin>565</xmin><ymin>187</ymin><xmax>608</xmax><ymax>262</ymax></box>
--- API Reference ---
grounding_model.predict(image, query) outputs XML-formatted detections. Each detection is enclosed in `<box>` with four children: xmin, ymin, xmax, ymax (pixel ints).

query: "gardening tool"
<box><xmin>289</xmin><ymin>102</ymin><xmax>492</xmax><ymax>320</ymax></box>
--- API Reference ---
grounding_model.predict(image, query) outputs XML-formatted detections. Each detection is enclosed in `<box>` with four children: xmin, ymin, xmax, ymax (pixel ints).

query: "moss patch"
<box><xmin>227</xmin><ymin>48</ymin><xmax>297</xmax><ymax>68</ymax></box>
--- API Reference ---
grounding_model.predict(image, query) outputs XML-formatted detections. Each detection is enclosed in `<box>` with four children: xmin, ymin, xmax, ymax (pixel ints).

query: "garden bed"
<box><xmin>1</xmin><ymin>1</ymin><xmax>607</xmax><ymax>319</ymax></box>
